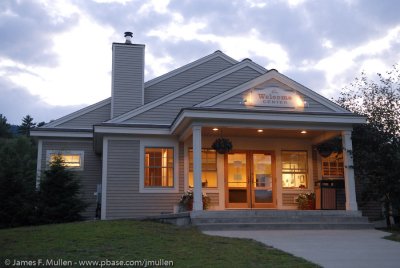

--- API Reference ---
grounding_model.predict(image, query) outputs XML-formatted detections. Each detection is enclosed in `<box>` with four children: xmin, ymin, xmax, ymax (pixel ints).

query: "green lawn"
<box><xmin>0</xmin><ymin>220</ymin><xmax>318</xmax><ymax>267</ymax></box>
<box><xmin>383</xmin><ymin>227</ymin><xmax>400</xmax><ymax>242</ymax></box>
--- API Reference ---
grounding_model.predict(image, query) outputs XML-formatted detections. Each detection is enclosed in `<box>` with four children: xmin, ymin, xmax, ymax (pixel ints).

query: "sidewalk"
<box><xmin>203</xmin><ymin>229</ymin><xmax>400</xmax><ymax>268</ymax></box>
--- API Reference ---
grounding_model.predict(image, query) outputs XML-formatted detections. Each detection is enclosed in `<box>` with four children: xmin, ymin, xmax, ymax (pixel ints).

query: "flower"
<box><xmin>179</xmin><ymin>190</ymin><xmax>211</xmax><ymax>210</ymax></box>
<box><xmin>295</xmin><ymin>193</ymin><xmax>316</xmax><ymax>210</ymax></box>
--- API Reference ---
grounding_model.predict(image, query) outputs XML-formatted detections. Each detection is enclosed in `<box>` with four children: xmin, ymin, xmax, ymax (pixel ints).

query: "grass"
<box><xmin>382</xmin><ymin>227</ymin><xmax>400</xmax><ymax>242</ymax></box>
<box><xmin>0</xmin><ymin>220</ymin><xmax>319</xmax><ymax>268</ymax></box>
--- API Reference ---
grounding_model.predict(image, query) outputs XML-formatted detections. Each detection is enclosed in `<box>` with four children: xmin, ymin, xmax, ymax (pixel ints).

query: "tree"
<box><xmin>19</xmin><ymin>115</ymin><xmax>36</xmax><ymax>137</ymax></box>
<box><xmin>336</xmin><ymin>65</ymin><xmax>400</xmax><ymax>227</ymax></box>
<box><xmin>0</xmin><ymin>136</ymin><xmax>37</xmax><ymax>228</ymax></box>
<box><xmin>37</xmin><ymin>155</ymin><xmax>87</xmax><ymax>224</ymax></box>
<box><xmin>0</xmin><ymin>114</ymin><xmax>11</xmax><ymax>138</ymax></box>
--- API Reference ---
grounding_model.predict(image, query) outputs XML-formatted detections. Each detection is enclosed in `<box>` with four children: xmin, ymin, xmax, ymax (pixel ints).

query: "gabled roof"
<box><xmin>143</xmin><ymin>50</ymin><xmax>238</xmax><ymax>88</ymax></box>
<box><xmin>107</xmin><ymin>59</ymin><xmax>267</xmax><ymax>124</ymax></box>
<box><xmin>43</xmin><ymin>98</ymin><xmax>111</xmax><ymax>128</ymax></box>
<box><xmin>196</xmin><ymin>69</ymin><xmax>350</xmax><ymax>113</ymax></box>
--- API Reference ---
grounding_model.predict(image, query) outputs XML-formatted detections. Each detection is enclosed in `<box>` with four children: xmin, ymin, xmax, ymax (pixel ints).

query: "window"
<box><xmin>144</xmin><ymin>148</ymin><xmax>174</xmax><ymax>187</ymax></box>
<box><xmin>46</xmin><ymin>150</ymin><xmax>84</xmax><ymax>170</ymax></box>
<box><xmin>282</xmin><ymin>151</ymin><xmax>308</xmax><ymax>189</ymax></box>
<box><xmin>322</xmin><ymin>153</ymin><xmax>344</xmax><ymax>178</ymax></box>
<box><xmin>188</xmin><ymin>149</ymin><xmax>217</xmax><ymax>188</ymax></box>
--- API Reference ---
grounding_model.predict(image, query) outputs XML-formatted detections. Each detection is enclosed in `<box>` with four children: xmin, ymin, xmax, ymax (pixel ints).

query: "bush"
<box><xmin>0</xmin><ymin>137</ymin><xmax>37</xmax><ymax>228</ymax></box>
<box><xmin>37</xmin><ymin>155</ymin><xmax>87</xmax><ymax>224</ymax></box>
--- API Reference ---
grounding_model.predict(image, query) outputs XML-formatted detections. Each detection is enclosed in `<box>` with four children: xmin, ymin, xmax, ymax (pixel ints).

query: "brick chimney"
<box><xmin>111</xmin><ymin>32</ymin><xmax>145</xmax><ymax>118</ymax></box>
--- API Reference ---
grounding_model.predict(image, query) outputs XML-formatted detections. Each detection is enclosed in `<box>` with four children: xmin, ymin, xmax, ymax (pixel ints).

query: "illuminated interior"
<box><xmin>281</xmin><ymin>151</ymin><xmax>308</xmax><ymax>188</ymax></box>
<box><xmin>144</xmin><ymin>148</ymin><xmax>173</xmax><ymax>187</ymax></box>
<box><xmin>227</xmin><ymin>153</ymin><xmax>247</xmax><ymax>188</ymax></box>
<box><xmin>50</xmin><ymin>154</ymin><xmax>81</xmax><ymax>168</ymax></box>
<box><xmin>189</xmin><ymin>149</ymin><xmax>217</xmax><ymax>188</ymax></box>
<box><xmin>322</xmin><ymin>152</ymin><xmax>344</xmax><ymax>178</ymax></box>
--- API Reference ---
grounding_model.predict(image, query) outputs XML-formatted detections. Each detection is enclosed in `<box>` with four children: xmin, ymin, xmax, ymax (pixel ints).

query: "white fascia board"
<box><xmin>107</xmin><ymin>61</ymin><xmax>265</xmax><ymax>124</ymax></box>
<box><xmin>94</xmin><ymin>125</ymin><xmax>170</xmax><ymax>135</ymax></box>
<box><xmin>197</xmin><ymin>70</ymin><xmax>348</xmax><ymax>113</ymax></box>
<box><xmin>44</xmin><ymin>98</ymin><xmax>111</xmax><ymax>128</ymax></box>
<box><xmin>30</xmin><ymin>130</ymin><xmax>93</xmax><ymax>138</ymax></box>
<box><xmin>171</xmin><ymin>110</ymin><xmax>366</xmax><ymax>133</ymax></box>
<box><xmin>144</xmin><ymin>51</ymin><xmax>238</xmax><ymax>88</ymax></box>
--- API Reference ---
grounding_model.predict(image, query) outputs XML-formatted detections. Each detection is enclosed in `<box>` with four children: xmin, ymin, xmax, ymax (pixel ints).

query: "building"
<box><xmin>31</xmin><ymin>32</ymin><xmax>365</xmax><ymax>220</ymax></box>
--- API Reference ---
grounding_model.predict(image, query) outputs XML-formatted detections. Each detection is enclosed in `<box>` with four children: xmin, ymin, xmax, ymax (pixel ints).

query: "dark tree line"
<box><xmin>336</xmin><ymin>65</ymin><xmax>400</xmax><ymax>228</ymax></box>
<box><xmin>0</xmin><ymin>115</ymin><xmax>86</xmax><ymax>228</ymax></box>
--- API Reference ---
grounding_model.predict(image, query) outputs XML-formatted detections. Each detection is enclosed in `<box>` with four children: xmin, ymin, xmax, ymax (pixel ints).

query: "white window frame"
<box><xmin>139</xmin><ymin>138</ymin><xmax>179</xmax><ymax>193</ymax></box>
<box><xmin>46</xmin><ymin>150</ymin><xmax>85</xmax><ymax>171</ymax></box>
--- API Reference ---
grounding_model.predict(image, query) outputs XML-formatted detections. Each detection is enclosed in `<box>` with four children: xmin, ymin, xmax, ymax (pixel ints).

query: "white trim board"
<box><xmin>44</xmin><ymin>98</ymin><xmax>111</xmax><ymax>128</ymax></box>
<box><xmin>107</xmin><ymin>61</ymin><xmax>266</xmax><ymax>124</ymax></box>
<box><xmin>196</xmin><ymin>70</ymin><xmax>349</xmax><ymax>113</ymax></box>
<box><xmin>101</xmin><ymin>137</ymin><xmax>108</xmax><ymax>220</ymax></box>
<box><xmin>30</xmin><ymin>130</ymin><xmax>93</xmax><ymax>138</ymax></box>
<box><xmin>144</xmin><ymin>51</ymin><xmax>238</xmax><ymax>88</ymax></box>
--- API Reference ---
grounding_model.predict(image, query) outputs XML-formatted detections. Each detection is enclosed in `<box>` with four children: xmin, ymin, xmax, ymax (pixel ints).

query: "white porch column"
<box><xmin>192</xmin><ymin>125</ymin><xmax>203</xmax><ymax>211</ymax></box>
<box><xmin>342</xmin><ymin>130</ymin><xmax>358</xmax><ymax>211</ymax></box>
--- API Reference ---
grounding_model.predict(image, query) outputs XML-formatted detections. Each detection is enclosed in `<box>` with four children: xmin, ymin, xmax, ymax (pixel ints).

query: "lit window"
<box><xmin>189</xmin><ymin>149</ymin><xmax>217</xmax><ymax>188</ymax></box>
<box><xmin>282</xmin><ymin>151</ymin><xmax>308</xmax><ymax>189</ymax></box>
<box><xmin>322</xmin><ymin>153</ymin><xmax>344</xmax><ymax>178</ymax></box>
<box><xmin>144</xmin><ymin>148</ymin><xmax>174</xmax><ymax>187</ymax></box>
<box><xmin>46</xmin><ymin>150</ymin><xmax>84</xmax><ymax>170</ymax></box>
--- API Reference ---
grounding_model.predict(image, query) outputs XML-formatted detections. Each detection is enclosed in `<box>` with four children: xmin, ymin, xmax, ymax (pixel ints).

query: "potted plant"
<box><xmin>295</xmin><ymin>193</ymin><xmax>316</xmax><ymax>210</ymax></box>
<box><xmin>316</xmin><ymin>137</ymin><xmax>342</xmax><ymax>157</ymax></box>
<box><xmin>211</xmin><ymin>137</ymin><xmax>233</xmax><ymax>154</ymax></box>
<box><xmin>179</xmin><ymin>190</ymin><xmax>211</xmax><ymax>211</ymax></box>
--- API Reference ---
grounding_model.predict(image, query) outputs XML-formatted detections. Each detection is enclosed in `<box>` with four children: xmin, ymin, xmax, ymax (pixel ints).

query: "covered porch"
<box><xmin>172</xmin><ymin>108</ymin><xmax>363</xmax><ymax>212</ymax></box>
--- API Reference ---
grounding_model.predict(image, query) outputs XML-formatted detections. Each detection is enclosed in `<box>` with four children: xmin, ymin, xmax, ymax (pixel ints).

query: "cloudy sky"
<box><xmin>1</xmin><ymin>0</ymin><xmax>400</xmax><ymax>124</ymax></box>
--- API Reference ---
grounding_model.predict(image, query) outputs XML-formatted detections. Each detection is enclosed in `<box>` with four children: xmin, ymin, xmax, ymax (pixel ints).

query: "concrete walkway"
<box><xmin>203</xmin><ymin>229</ymin><xmax>400</xmax><ymax>268</ymax></box>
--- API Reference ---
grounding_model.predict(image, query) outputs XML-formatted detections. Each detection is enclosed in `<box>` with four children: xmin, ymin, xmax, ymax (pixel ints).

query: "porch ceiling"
<box><xmin>201</xmin><ymin>127</ymin><xmax>341</xmax><ymax>139</ymax></box>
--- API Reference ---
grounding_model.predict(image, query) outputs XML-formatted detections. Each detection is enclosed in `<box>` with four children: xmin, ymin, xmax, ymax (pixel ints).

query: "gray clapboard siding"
<box><xmin>212</xmin><ymin>78</ymin><xmax>335</xmax><ymax>112</ymax></box>
<box><xmin>56</xmin><ymin>103</ymin><xmax>111</xmax><ymax>129</ymax></box>
<box><xmin>144</xmin><ymin>56</ymin><xmax>234</xmax><ymax>103</ymax></box>
<box><xmin>40</xmin><ymin>139</ymin><xmax>102</xmax><ymax>219</ymax></box>
<box><xmin>126</xmin><ymin>67</ymin><xmax>262</xmax><ymax>124</ymax></box>
<box><xmin>283</xmin><ymin>193</ymin><xmax>298</xmax><ymax>206</ymax></box>
<box><xmin>106</xmin><ymin>139</ymin><xmax>184</xmax><ymax>219</ymax></box>
<box><xmin>112</xmin><ymin>44</ymin><xmax>144</xmax><ymax>118</ymax></box>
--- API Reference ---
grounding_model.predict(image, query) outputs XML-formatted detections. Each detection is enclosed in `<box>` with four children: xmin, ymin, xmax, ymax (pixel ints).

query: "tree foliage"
<box><xmin>0</xmin><ymin>114</ymin><xmax>11</xmax><ymax>138</ymax></box>
<box><xmin>0</xmin><ymin>136</ymin><xmax>37</xmax><ymax>228</ymax></box>
<box><xmin>37</xmin><ymin>155</ymin><xmax>87</xmax><ymax>224</ymax></box>
<box><xmin>19</xmin><ymin>115</ymin><xmax>36</xmax><ymax>137</ymax></box>
<box><xmin>336</xmin><ymin>65</ymin><xmax>400</xmax><ymax>226</ymax></box>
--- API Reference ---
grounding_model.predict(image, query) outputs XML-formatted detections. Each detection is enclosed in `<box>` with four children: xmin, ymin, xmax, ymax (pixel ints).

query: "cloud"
<box><xmin>0</xmin><ymin>0</ymin><xmax>79</xmax><ymax>67</ymax></box>
<box><xmin>0</xmin><ymin>78</ymin><xmax>83</xmax><ymax>125</ymax></box>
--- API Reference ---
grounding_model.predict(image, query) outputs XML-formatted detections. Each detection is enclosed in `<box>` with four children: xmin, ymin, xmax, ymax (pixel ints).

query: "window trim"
<box><xmin>139</xmin><ymin>138</ymin><xmax>179</xmax><ymax>193</ymax></box>
<box><xmin>281</xmin><ymin>150</ymin><xmax>308</xmax><ymax>189</ymax></box>
<box><xmin>46</xmin><ymin>150</ymin><xmax>85</xmax><ymax>171</ymax></box>
<box><xmin>144</xmin><ymin>147</ymin><xmax>174</xmax><ymax>188</ymax></box>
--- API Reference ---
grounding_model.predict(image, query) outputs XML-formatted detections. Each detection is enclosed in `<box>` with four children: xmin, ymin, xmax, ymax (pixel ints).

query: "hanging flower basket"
<box><xmin>211</xmin><ymin>137</ymin><xmax>233</xmax><ymax>154</ymax></box>
<box><xmin>316</xmin><ymin>137</ymin><xmax>342</xmax><ymax>158</ymax></box>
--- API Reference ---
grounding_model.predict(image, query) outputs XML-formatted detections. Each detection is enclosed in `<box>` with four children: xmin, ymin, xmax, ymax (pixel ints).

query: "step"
<box><xmin>191</xmin><ymin>216</ymin><xmax>370</xmax><ymax>224</ymax></box>
<box><xmin>196</xmin><ymin>222</ymin><xmax>373</xmax><ymax>231</ymax></box>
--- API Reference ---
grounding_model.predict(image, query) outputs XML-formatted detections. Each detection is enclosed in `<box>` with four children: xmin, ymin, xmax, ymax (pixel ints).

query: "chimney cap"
<box><xmin>124</xmin><ymin>31</ymin><xmax>133</xmax><ymax>44</ymax></box>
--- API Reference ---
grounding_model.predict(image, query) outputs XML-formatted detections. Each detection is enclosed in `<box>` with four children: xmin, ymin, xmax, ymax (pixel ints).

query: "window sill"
<box><xmin>139</xmin><ymin>187</ymin><xmax>179</xmax><ymax>194</ymax></box>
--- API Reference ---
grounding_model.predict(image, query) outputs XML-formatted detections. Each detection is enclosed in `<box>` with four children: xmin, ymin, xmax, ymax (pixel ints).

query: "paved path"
<box><xmin>203</xmin><ymin>229</ymin><xmax>400</xmax><ymax>268</ymax></box>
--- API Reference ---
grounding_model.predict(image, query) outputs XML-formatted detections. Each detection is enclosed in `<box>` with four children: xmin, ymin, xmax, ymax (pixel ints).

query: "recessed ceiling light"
<box><xmin>257</xmin><ymin>129</ymin><xmax>263</xmax><ymax>133</ymax></box>
<box><xmin>212</xmin><ymin>128</ymin><xmax>219</xmax><ymax>131</ymax></box>
<box><xmin>301</xmin><ymin>130</ymin><xmax>307</xmax><ymax>134</ymax></box>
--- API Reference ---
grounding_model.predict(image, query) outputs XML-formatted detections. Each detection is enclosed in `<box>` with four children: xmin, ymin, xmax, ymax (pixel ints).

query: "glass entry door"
<box><xmin>225</xmin><ymin>151</ymin><xmax>275</xmax><ymax>208</ymax></box>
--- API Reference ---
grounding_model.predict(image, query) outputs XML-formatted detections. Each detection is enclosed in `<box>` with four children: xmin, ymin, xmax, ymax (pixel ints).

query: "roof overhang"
<box><xmin>30</xmin><ymin>128</ymin><xmax>93</xmax><ymax>138</ymax></box>
<box><xmin>171</xmin><ymin>108</ymin><xmax>366</xmax><ymax>136</ymax></box>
